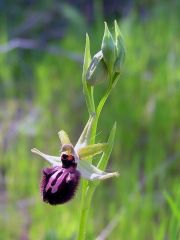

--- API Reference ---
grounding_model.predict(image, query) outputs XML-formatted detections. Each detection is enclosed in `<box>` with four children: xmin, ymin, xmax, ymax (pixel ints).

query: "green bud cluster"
<box><xmin>86</xmin><ymin>20</ymin><xmax>125</xmax><ymax>86</ymax></box>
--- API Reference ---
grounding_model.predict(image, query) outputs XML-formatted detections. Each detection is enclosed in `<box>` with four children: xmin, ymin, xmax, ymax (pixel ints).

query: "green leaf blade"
<box><xmin>97</xmin><ymin>122</ymin><xmax>117</xmax><ymax>171</ymax></box>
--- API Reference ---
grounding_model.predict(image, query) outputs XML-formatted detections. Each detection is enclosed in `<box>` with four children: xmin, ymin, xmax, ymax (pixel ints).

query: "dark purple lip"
<box><xmin>40</xmin><ymin>153</ymin><xmax>80</xmax><ymax>205</ymax></box>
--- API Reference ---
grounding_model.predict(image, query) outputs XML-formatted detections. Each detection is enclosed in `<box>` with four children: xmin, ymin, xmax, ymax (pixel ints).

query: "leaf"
<box><xmin>82</xmin><ymin>34</ymin><xmax>91</xmax><ymax>80</ymax></box>
<box><xmin>82</xmin><ymin>34</ymin><xmax>95</xmax><ymax>114</ymax></box>
<box><xmin>97</xmin><ymin>122</ymin><xmax>117</xmax><ymax>171</ymax></box>
<box><xmin>164</xmin><ymin>191</ymin><xmax>180</xmax><ymax>221</ymax></box>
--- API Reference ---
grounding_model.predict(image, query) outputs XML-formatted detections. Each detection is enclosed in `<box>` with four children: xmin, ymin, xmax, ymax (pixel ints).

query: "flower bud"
<box><xmin>114</xmin><ymin>20</ymin><xmax>125</xmax><ymax>73</ymax></box>
<box><xmin>101</xmin><ymin>22</ymin><xmax>116</xmax><ymax>75</ymax></box>
<box><xmin>86</xmin><ymin>50</ymin><xmax>108</xmax><ymax>86</ymax></box>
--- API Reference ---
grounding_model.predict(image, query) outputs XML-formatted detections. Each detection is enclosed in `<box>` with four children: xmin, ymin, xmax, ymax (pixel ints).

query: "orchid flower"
<box><xmin>31</xmin><ymin>117</ymin><xmax>118</xmax><ymax>205</ymax></box>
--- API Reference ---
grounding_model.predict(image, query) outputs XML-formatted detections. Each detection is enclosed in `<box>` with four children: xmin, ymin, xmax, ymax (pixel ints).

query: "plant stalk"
<box><xmin>76</xmin><ymin>181</ymin><xmax>95</xmax><ymax>240</ymax></box>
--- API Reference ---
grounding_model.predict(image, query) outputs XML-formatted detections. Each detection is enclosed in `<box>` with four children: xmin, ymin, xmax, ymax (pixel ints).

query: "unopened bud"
<box><xmin>86</xmin><ymin>50</ymin><xmax>108</xmax><ymax>86</ymax></box>
<box><xmin>101</xmin><ymin>22</ymin><xmax>116</xmax><ymax>75</ymax></box>
<box><xmin>114</xmin><ymin>20</ymin><xmax>125</xmax><ymax>73</ymax></box>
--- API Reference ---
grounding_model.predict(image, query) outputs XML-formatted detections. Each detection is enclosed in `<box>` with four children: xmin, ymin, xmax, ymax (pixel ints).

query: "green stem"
<box><xmin>76</xmin><ymin>75</ymin><xmax>113</xmax><ymax>240</ymax></box>
<box><xmin>91</xmin><ymin>83</ymin><xmax>112</xmax><ymax>143</ymax></box>
<box><xmin>76</xmin><ymin>182</ymin><xmax>95</xmax><ymax>240</ymax></box>
<box><xmin>83</xmin><ymin>83</ymin><xmax>95</xmax><ymax>116</ymax></box>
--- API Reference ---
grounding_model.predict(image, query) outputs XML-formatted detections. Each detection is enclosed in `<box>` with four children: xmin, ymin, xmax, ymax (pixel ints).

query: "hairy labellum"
<box><xmin>40</xmin><ymin>154</ymin><xmax>80</xmax><ymax>205</ymax></box>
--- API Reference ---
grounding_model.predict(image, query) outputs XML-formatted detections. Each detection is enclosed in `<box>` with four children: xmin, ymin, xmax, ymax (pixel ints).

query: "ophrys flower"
<box><xmin>31</xmin><ymin>117</ymin><xmax>118</xmax><ymax>205</ymax></box>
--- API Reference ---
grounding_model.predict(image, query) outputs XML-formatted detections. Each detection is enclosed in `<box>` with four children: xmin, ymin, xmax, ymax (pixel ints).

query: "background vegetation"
<box><xmin>0</xmin><ymin>1</ymin><xmax>180</xmax><ymax>239</ymax></box>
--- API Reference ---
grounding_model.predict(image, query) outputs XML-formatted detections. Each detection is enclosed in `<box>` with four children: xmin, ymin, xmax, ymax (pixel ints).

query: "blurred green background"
<box><xmin>0</xmin><ymin>1</ymin><xmax>180</xmax><ymax>239</ymax></box>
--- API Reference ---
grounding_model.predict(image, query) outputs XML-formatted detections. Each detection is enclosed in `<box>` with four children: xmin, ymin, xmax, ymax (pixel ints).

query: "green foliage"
<box><xmin>0</xmin><ymin>3</ymin><xmax>180</xmax><ymax>240</ymax></box>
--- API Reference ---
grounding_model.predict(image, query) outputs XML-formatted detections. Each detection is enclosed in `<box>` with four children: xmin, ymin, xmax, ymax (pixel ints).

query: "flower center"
<box><xmin>61</xmin><ymin>153</ymin><xmax>77</xmax><ymax>168</ymax></box>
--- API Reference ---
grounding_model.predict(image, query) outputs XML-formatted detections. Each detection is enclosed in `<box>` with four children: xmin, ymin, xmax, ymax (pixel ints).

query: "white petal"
<box><xmin>77</xmin><ymin>159</ymin><xmax>119</xmax><ymax>180</ymax></box>
<box><xmin>31</xmin><ymin>148</ymin><xmax>61</xmax><ymax>166</ymax></box>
